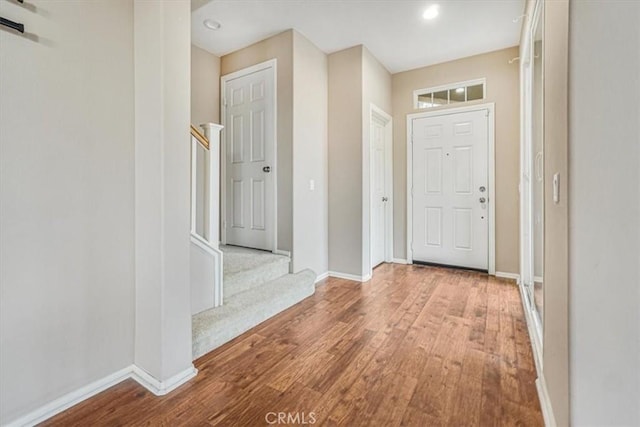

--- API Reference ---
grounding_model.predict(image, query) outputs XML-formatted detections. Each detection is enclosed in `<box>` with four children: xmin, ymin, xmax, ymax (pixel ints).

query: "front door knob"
<box><xmin>479</xmin><ymin>197</ymin><xmax>486</xmax><ymax>203</ymax></box>
<box><xmin>263</xmin><ymin>166</ymin><xmax>271</xmax><ymax>173</ymax></box>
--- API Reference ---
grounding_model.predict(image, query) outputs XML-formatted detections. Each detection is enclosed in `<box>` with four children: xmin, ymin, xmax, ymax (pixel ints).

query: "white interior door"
<box><xmin>411</xmin><ymin>109</ymin><xmax>489</xmax><ymax>270</ymax></box>
<box><xmin>223</xmin><ymin>66</ymin><xmax>275</xmax><ymax>251</ymax></box>
<box><xmin>371</xmin><ymin>116</ymin><xmax>387</xmax><ymax>267</ymax></box>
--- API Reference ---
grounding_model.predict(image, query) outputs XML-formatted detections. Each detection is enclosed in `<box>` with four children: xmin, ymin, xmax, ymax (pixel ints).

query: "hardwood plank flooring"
<box><xmin>42</xmin><ymin>264</ymin><xmax>543</xmax><ymax>426</ymax></box>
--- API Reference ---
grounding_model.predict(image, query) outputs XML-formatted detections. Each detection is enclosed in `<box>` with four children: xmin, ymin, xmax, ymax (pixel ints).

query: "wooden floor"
<box><xmin>43</xmin><ymin>264</ymin><xmax>543</xmax><ymax>426</ymax></box>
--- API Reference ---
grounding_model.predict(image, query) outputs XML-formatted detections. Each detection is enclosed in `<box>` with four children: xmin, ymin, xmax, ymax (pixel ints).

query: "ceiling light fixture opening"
<box><xmin>203</xmin><ymin>19</ymin><xmax>221</xmax><ymax>30</ymax></box>
<box><xmin>423</xmin><ymin>4</ymin><xmax>440</xmax><ymax>20</ymax></box>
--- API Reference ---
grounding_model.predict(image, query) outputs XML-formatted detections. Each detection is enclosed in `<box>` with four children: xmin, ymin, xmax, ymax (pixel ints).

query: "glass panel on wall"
<box><xmin>417</xmin><ymin>93</ymin><xmax>434</xmax><ymax>108</ymax></box>
<box><xmin>433</xmin><ymin>90</ymin><xmax>448</xmax><ymax>106</ymax></box>
<box><xmin>449</xmin><ymin>87</ymin><xmax>465</xmax><ymax>103</ymax></box>
<box><xmin>467</xmin><ymin>84</ymin><xmax>484</xmax><ymax>101</ymax></box>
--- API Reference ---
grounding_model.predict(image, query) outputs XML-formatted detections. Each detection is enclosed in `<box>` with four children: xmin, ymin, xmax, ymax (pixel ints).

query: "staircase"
<box><xmin>192</xmin><ymin>245</ymin><xmax>316</xmax><ymax>359</ymax></box>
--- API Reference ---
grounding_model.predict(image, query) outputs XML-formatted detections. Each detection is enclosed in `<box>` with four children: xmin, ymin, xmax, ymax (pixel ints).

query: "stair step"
<box><xmin>222</xmin><ymin>245</ymin><xmax>290</xmax><ymax>299</ymax></box>
<box><xmin>192</xmin><ymin>269</ymin><xmax>316</xmax><ymax>359</ymax></box>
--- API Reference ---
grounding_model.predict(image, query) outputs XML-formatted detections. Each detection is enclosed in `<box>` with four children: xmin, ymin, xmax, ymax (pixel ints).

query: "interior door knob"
<box><xmin>479</xmin><ymin>197</ymin><xmax>486</xmax><ymax>203</ymax></box>
<box><xmin>382</xmin><ymin>196</ymin><xmax>388</xmax><ymax>202</ymax></box>
<box><xmin>262</xmin><ymin>166</ymin><xmax>271</xmax><ymax>173</ymax></box>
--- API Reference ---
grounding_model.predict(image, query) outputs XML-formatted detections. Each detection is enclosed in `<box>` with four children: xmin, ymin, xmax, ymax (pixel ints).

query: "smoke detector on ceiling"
<box><xmin>203</xmin><ymin>19</ymin><xmax>221</xmax><ymax>30</ymax></box>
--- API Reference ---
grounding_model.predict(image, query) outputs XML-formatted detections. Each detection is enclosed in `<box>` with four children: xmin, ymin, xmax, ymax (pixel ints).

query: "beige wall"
<box><xmin>221</xmin><ymin>30</ymin><xmax>294</xmax><ymax>252</ymax></box>
<box><xmin>392</xmin><ymin>47</ymin><xmax>520</xmax><ymax>273</ymax></box>
<box><xmin>540</xmin><ymin>1</ymin><xmax>570</xmax><ymax>425</ymax></box>
<box><xmin>0</xmin><ymin>0</ymin><xmax>135</xmax><ymax>423</ymax></box>
<box><xmin>190</xmin><ymin>45</ymin><xmax>220</xmax><ymax>237</ymax></box>
<box><xmin>328</xmin><ymin>46</ymin><xmax>363</xmax><ymax>275</ymax></box>
<box><xmin>363</xmin><ymin>47</ymin><xmax>393</xmax><ymax>114</ymax></box>
<box><xmin>221</xmin><ymin>30</ymin><xmax>328</xmax><ymax>275</ymax></box>
<box><xmin>292</xmin><ymin>32</ymin><xmax>329</xmax><ymax>275</ymax></box>
<box><xmin>361</xmin><ymin>47</ymin><xmax>393</xmax><ymax>275</ymax></box>
<box><xmin>327</xmin><ymin>45</ymin><xmax>392</xmax><ymax>277</ymax></box>
<box><xmin>191</xmin><ymin>44</ymin><xmax>220</xmax><ymax>125</ymax></box>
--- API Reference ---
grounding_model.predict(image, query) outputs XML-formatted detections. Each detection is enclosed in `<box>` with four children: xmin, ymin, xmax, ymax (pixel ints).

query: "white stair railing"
<box><xmin>190</xmin><ymin>123</ymin><xmax>224</xmax><ymax>314</ymax></box>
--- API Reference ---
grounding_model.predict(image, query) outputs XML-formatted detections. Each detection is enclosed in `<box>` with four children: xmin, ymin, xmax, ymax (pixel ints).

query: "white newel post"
<box><xmin>200</xmin><ymin>123</ymin><xmax>224</xmax><ymax>249</ymax></box>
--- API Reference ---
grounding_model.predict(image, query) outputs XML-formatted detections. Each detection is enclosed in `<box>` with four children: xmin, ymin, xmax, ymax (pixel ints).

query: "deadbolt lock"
<box><xmin>479</xmin><ymin>186</ymin><xmax>486</xmax><ymax>192</ymax></box>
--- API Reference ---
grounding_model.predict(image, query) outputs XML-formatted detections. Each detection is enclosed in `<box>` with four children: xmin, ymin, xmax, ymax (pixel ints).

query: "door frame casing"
<box><xmin>220</xmin><ymin>59</ymin><xmax>278</xmax><ymax>252</ymax></box>
<box><xmin>406</xmin><ymin>102</ymin><xmax>496</xmax><ymax>274</ymax></box>
<box><xmin>519</xmin><ymin>0</ymin><xmax>544</xmax><ymax>369</ymax></box>
<box><xmin>368</xmin><ymin>104</ymin><xmax>394</xmax><ymax>272</ymax></box>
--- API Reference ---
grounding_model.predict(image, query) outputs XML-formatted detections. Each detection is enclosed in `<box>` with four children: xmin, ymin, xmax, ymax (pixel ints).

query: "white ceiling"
<box><xmin>192</xmin><ymin>0</ymin><xmax>524</xmax><ymax>74</ymax></box>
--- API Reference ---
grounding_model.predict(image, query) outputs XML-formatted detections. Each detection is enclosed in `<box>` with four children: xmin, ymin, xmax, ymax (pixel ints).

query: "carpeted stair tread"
<box><xmin>221</xmin><ymin>245</ymin><xmax>290</xmax><ymax>299</ymax></box>
<box><xmin>192</xmin><ymin>269</ymin><xmax>316</xmax><ymax>359</ymax></box>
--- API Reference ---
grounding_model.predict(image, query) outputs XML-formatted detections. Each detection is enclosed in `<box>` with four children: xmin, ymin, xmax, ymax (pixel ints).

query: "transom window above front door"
<box><xmin>413</xmin><ymin>78</ymin><xmax>486</xmax><ymax>109</ymax></box>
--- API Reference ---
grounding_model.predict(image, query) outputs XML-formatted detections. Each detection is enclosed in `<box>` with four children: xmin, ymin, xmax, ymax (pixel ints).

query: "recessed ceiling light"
<box><xmin>203</xmin><ymin>19</ymin><xmax>221</xmax><ymax>30</ymax></box>
<box><xmin>456</xmin><ymin>87</ymin><xmax>464</xmax><ymax>93</ymax></box>
<box><xmin>423</xmin><ymin>4</ymin><xmax>439</xmax><ymax>20</ymax></box>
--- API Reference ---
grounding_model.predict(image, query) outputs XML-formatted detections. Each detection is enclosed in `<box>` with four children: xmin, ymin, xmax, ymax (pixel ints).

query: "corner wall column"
<box><xmin>133</xmin><ymin>0</ymin><xmax>196</xmax><ymax>392</ymax></box>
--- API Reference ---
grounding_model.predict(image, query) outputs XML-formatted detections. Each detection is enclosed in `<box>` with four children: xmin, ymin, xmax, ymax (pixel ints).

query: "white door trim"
<box><xmin>519</xmin><ymin>0</ymin><xmax>545</xmax><ymax>358</ymax></box>
<box><xmin>220</xmin><ymin>59</ymin><xmax>278</xmax><ymax>253</ymax></box>
<box><xmin>368</xmin><ymin>104</ymin><xmax>394</xmax><ymax>274</ymax></box>
<box><xmin>406</xmin><ymin>103</ymin><xmax>496</xmax><ymax>274</ymax></box>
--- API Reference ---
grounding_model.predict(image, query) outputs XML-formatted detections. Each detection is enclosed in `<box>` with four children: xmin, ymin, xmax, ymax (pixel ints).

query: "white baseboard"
<box><xmin>328</xmin><ymin>271</ymin><xmax>370</xmax><ymax>282</ymax></box>
<box><xmin>517</xmin><ymin>281</ymin><xmax>554</xmax><ymax>427</ymax></box>
<box><xmin>131</xmin><ymin>365</ymin><xmax>197</xmax><ymax>396</ymax></box>
<box><xmin>314</xmin><ymin>271</ymin><xmax>329</xmax><ymax>284</ymax></box>
<box><xmin>5</xmin><ymin>364</ymin><xmax>197</xmax><ymax>427</ymax></box>
<box><xmin>5</xmin><ymin>366</ymin><xmax>133</xmax><ymax>427</ymax></box>
<box><xmin>536</xmin><ymin>375</ymin><xmax>557</xmax><ymax>427</ymax></box>
<box><xmin>517</xmin><ymin>282</ymin><xmax>543</xmax><ymax>373</ymax></box>
<box><xmin>392</xmin><ymin>258</ymin><xmax>409</xmax><ymax>264</ymax></box>
<box><xmin>495</xmin><ymin>271</ymin><xmax>520</xmax><ymax>282</ymax></box>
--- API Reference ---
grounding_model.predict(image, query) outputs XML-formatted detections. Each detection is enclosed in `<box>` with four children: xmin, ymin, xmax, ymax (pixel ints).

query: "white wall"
<box><xmin>292</xmin><ymin>31</ymin><xmax>329</xmax><ymax>276</ymax></box>
<box><xmin>133</xmin><ymin>0</ymin><xmax>194</xmax><ymax>382</ymax></box>
<box><xmin>1</xmin><ymin>1</ymin><xmax>195</xmax><ymax>423</ymax></box>
<box><xmin>0</xmin><ymin>0</ymin><xmax>135</xmax><ymax>423</ymax></box>
<box><xmin>190</xmin><ymin>244</ymin><xmax>215</xmax><ymax>314</ymax></box>
<box><xmin>568</xmin><ymin>1</ymin><xmax>640</xmax><ymax>425</ymax></box>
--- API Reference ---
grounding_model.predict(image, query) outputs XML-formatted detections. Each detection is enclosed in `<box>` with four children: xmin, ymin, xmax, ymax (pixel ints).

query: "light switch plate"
<box><xmin>553</xmin><ymin>173</ymin><xmax>560</xmax><ymax>203</ymax></box>
<box><xmin>309</xmin><ymin>179</ymin><xmax>315</xmax><ymax>191</ymax></box>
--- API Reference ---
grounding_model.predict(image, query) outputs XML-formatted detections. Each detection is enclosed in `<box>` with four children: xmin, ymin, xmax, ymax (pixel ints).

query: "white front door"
<box><xmin>411</xmin><ymin>109</ymin><xmax>489</xmax><ymax>270</ymax></box>
<box><xmin>223</xmin><ymin>65</ymin><xmax>275</xmax><ymax>251</ymax></box>
<box><xmin>371</xmin><ymin>116</ymin><xmax>388</xmax><ymax>267</ymax></box>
